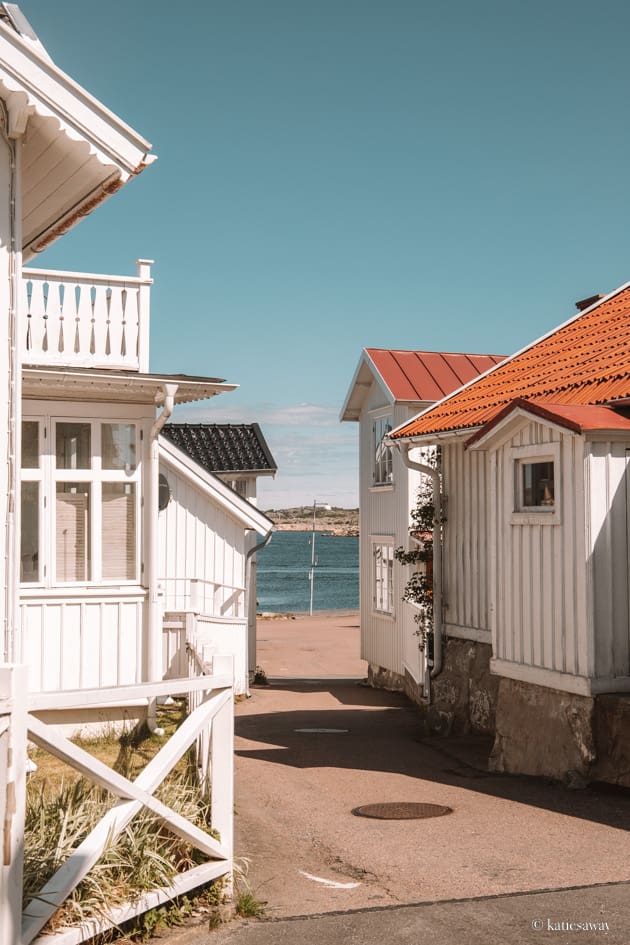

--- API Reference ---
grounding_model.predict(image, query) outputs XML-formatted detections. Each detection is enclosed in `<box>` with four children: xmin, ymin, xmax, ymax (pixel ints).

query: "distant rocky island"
<box><xmin>264</xmin><ymin>506</ymin><xmax>359</xmax><ymax>536</ymax></box>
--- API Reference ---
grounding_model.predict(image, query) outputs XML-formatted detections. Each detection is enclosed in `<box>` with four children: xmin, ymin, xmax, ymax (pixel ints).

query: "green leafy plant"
<box><xmin>394</xmin><ymin>448</ymin><xmax>442</xmax><ymax>654</ymax></box>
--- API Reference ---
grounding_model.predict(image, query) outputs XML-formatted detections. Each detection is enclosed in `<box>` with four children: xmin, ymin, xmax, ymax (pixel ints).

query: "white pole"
<box><xmin>309</xmin><ymin>499</ymin><xmax>316</xmax><ymax>616</ymax></box>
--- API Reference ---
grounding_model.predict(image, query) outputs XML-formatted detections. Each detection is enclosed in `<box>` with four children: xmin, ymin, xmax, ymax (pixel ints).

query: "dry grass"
<box><xmin>23</xmin><ymin>701</ymin><xmax>220</xmax><ymax>935</ymax></box>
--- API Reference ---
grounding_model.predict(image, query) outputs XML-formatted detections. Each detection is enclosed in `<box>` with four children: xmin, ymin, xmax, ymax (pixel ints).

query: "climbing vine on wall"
<box><xmin>394</xmin><ymin>448</ymin><xmax>441</xmax><ymax>653</ymax></box>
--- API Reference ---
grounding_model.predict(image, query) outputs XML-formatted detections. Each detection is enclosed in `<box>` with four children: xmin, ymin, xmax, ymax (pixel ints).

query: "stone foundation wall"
<box><xmin>489</xmin><ymin>678</ymin><xmax>596</xmax><ymax>782</ymax></box>
<box><xmin>367</xmin><ymin>662</ymin><xmax>404</xmax><ymax>693</ymax></box>
<box><xmin>367</xmin><ymin>663</ymin><xmax>425</xmax><ymax>706</ymax></box>
<box><xmin>426</xmin><ymin>638</ymin><xmax>498</xmax><ymax>736</ymax></box>
<box><xmin>592</xmin><ymin>694</ymin><xmax>630</xmax><ymax>787</ymax></box>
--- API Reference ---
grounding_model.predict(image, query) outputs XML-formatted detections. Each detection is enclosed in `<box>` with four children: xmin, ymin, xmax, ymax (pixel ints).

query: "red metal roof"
<box><xmin>392</xmin><ymin>285</ymin><xmax>630</xmax><ymax>439</ymax></box>
<box><xmin>366</xmin><ymin>349</ymin><xmax>505</xmax><ymax>402</ymax></box>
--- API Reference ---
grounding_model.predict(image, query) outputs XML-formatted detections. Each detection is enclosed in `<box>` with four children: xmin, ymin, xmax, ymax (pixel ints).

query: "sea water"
<box><xmin>256</xmin><ymin>530</ymin><xmax>359</xmax><ymax>613</ymax></box>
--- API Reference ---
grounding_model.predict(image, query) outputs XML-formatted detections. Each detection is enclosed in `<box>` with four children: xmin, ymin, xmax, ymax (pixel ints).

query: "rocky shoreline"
<box><xmin>264</xmin><ymin>506</ymin><xmax>359</xmax><ymax>537</ymax></box>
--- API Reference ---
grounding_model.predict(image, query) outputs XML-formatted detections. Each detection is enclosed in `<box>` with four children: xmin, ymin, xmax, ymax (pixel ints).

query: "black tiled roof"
<box><xmin>163</xmin><ymin>423</ymin><xmax>277</xmax><ymax>475</ymax></box>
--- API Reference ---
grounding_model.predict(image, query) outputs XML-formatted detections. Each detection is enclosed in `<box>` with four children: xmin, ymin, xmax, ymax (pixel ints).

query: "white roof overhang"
<box><xmin>340</xmin><ymin>350</ymin><xmax>393</xmax><ymax>422</ymax></box>
<box><xmin>22</xmin><ymin>367</ymin><xmax>237</xmax><ymax>405</ymax></box>
<box><xmin>0</xmin><ymin>18</ymin><xmax>154</xmax><ymax>259</ymax></box>
<box><xmin>159</xmin><ymin>436</ymin><xmax>274</xmax><ymax>536</ymax></box>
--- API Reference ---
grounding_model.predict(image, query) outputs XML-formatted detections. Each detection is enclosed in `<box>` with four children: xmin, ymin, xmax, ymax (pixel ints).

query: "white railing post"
<box><xmin>210</xmin><ymin>667</ymin><xmax>234</xmax><ymax>895</ymax></box>
<box><xmin>0</xmin><ymin>664</ymin><xmax>27</xmax><ymax>945</ymax></box>
<box><xmin>136</xmin><ymin>259</ymin><xmax>153</xmax><ymax>373</ymax></box>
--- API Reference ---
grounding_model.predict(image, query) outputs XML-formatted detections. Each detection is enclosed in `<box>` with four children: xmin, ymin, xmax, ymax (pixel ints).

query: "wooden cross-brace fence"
<box><xmin>1</xmin><ymin>668</ymin><xmax>234</xmax><ymax>945</ymax></box>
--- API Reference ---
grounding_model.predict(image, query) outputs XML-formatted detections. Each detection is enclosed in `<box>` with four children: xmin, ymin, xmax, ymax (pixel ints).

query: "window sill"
<box><xmin>371</xmin><ymin>610</ymin><xmax>395</xmax><ymax>622</ymax></box>
<box><xmin>510</xmin><ymin>511</ymin><xmax>561</xmax><ymax>526</ymax></box>
<box><xmin>370</xmin><ymin>484</ymin><xmax>394</xmax><ymax>493</ymax></box>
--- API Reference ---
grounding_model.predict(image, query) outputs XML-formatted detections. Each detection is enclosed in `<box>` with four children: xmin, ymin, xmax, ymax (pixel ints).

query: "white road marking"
<box><xmin>298</xmin><ymin>870</ymin><xmax>360</xmax><ymax>889</ymax></box>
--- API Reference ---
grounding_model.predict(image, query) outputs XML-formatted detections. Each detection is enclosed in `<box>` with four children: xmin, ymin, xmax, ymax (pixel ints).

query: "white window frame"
<box><xmin>509</xmin><ymin>442</ymin><xmax>561</xmax><ymax>525</ymax></box>
<box><xmin>20</xmin><ymin>418</ymin><xmax>44</xmax><ymax>584</ymax></box>
<box><xmin>371</xmin><ymin>537</ymin><xmax>394</xmax><ymax>616</ymax></box>
<box><xmin>20</xmin><ymin>413</ymin><xmax>143</xmax><ymax>587</ymax></box>
<box><xmin>371</xmin><ymin>410</ymin><xmax>393</xmax><ymax>487</ymax></box>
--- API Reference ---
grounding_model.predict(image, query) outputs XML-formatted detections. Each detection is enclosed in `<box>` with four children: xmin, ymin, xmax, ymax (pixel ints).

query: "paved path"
<box><xmin>165</xmin><ymin>881</ymin><xmax>630</xmax><ymax>945</ymax></box>
<box><xmin>164</xmin><ymin>613</ymin><xmax>630</xmax><ymax>944</ymax></box>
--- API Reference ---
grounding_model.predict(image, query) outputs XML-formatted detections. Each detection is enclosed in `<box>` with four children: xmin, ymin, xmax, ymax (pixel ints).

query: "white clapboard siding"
<box><xmin>19</xmin><ymin>595</ymin><xmax>146</xmax><ymax>692</ymax></box>
<box><xmin>492</xmin><ymin>421</ymin><xmax>589</xmax><ymax>679</ymax></box>
<box><xmin>359</xmin><ymin>382</ymin><xmax>426</xmax><ymax>682</ymax></box>
<box><xmin>158</xmin><ymin>463</ymin><xmax>246</xmax><ymax>618</ymax></box>
<box><xmin>442</xmin><ymin>441</ymin><xmax>492</xmax><ymax>642</ymax></box>
<box><xmin>586</xmin><ymin>442</ymin><xmax>630</xmax><ymax>681</ymax></box>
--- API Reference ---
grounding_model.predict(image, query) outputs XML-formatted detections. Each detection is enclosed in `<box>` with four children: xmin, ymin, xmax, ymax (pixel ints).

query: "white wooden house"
<box><xmin>391</xmin><ymin>287</ymin><xmax>630</xmax><ymax>784</ymax></box>
<box><xmin>161</xmin><ymin>422</ymin><xmax>277</xmax><ymax>680</ymax></box>
<box><xmin>0</xmin><ymin>6</ymin><xmax>273</xmax><ymax>728</ymax></box>
<box><xmin>341</xmin><ymin>348</ymin><xmax>504</xmax><ymax>702</ymax></box>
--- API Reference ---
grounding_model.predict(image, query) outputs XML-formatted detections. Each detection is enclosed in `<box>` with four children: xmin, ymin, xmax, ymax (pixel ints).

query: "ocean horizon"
<box><xmin>256</xmin><ymin>530</ymin><xmax>359</xmax><ymax>613</ymax></box>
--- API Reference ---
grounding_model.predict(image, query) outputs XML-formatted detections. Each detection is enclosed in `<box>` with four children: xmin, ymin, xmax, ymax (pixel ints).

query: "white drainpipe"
<box><xmin>147</xmin><ymin>383</ymin><xmax>178</xmax><ymax>735</ymax></box>
<box><xmin>395</xmin><ymin>443</ymin><xmax>444</xmax><ymax>683</ymax></box>
<box><xmin>244</xmin><ymin>530</ymin><xmax>273</xmax><ymax>694</ymax></box>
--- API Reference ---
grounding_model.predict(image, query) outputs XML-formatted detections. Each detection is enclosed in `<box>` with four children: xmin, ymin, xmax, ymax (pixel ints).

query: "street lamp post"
<box><xmin>309</xmin><ymin>499</ymin><xmax>331</xmax><ymax>616</ymax></box>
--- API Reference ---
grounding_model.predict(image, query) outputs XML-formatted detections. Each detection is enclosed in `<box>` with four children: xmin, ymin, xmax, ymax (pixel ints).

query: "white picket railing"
<box><xmin>20</xmin><ymin>260</ymin><xmax>152</xmax><ymax>372</ymax></box>
<box><xmin>160</xmin><ymin>576</ymin><xmax>246</xmax><ymax>619</ymax></box>
<box><xmin>0</xmin><ymin>663</ymin><xmax>234</xmax><ymax>945</ymax></box>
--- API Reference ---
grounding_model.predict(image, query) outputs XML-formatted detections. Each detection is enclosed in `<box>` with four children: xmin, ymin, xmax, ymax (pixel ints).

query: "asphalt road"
<box><xmin>160</xmin><ymin>614</ymin><xmax>630</xmax><ymax>945</ymax></box>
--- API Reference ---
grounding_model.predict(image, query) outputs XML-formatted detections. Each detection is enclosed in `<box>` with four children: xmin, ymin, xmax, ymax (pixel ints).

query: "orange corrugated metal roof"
<box><xmin>392</xmin><ymin>284</ymin><xmax>630</xmax><ymax>439</ymax></box>
<box><xmin>466</xmin><ymin>399</ymin><xmax>630</xmax><ymax>447</ymax></box>
<box><xmin>366</xmin><ymin>349</ymin><xmax>505</xmax><ymax>402</ymax></box>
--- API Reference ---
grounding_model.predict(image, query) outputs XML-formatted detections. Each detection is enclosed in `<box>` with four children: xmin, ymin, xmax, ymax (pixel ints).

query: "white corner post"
<box><xmin>0</xmin><ymin>664</ymin><xmax>28</xmax><ymax>945</ymax></box>
<box><xmin>136</xmin><ymin>259</ymin><xmax>153</xmax><ymax>373</ymax></box>
<box><xmin>147</xmin><ymin>384</ymin><xmax>178</xmax><ymax>733</ymax></box>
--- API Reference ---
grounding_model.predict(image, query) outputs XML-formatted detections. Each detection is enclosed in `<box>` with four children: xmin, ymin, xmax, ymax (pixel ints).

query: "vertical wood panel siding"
<box><xmin>493</xmin><ymin>423</ymin><xmax>589</xmax><ymax>676</ymax></box>
<box><xmin>358</xmin><ymin>385</ymin><xmax>426</xmax><ymax>682</ymax></box>
<box><xmin>158</xmin><ymin>461</ymin><xmax>246</xmax><ymax>618</ymax></box>
<box><xmin>442</xmin><ymin>442</ymin><xmax>491</xmax><ymax>639</ymax></box>
<box><xmin>20</xmin><ymin>596</ymin><xmax>144</xmax><ymax>692</ymax></box>
<box><xmin>588</xmin><ymin>443</ymin><xmax>630</xmax><ymax>680</ymax></box>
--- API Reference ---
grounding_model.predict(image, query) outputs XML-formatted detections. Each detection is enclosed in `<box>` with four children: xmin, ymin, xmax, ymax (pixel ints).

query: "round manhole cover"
<box><xmin>352</xmin><ymin>802</ymin><xmax>453</xmax><ymax>820</ymax></box>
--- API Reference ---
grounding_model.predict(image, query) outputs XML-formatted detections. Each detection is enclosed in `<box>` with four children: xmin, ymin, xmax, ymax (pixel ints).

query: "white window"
<box><xmin>373</xmin><ymin>415</ymin><xmax>393</xmax><ymax>485</ymax></box>
<box><xmin>518</xmin><ymin>460</ymin><xmax>554</xmax><ymax>510</ymax></box>
<box><xmin>509</xmin><ymin>442</ymin><xmax>560</xmax><ymax>525</ymax></box>
<box><xmin>373</xmin><ymin>542</ymin><xmax>394</xmax><ymax>614</ymax></box>
<box><xmin>20</xmin><ymin>418</ymin><xmax>141</xmax><ymax>586</ymax></box>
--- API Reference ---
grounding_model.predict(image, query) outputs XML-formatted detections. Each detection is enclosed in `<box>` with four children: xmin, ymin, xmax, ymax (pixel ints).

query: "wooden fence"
<box><xmin>0</xmin><ymin>661</ymin><xmax>234</xmax><ymax>945</ymax></box>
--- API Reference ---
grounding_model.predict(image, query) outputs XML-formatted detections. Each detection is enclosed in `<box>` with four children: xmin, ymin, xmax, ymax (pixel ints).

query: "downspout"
<box><xmin>147</xmin><ymin>383</ymin><xmax>178</xmax><ymax>735</ymax></box>
<box><xmin>394</xmin><ymin>442</ymin><xmax>444</xmax><ymax>688</ymax></box>
<box><xmin>244</xmin><ymin>530</ymin><xmax>273</xmax><ymax>695</ymax></box>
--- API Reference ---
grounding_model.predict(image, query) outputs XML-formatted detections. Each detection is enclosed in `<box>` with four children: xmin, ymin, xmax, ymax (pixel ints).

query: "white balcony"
<box><xmin>20</xmin><ymin>260</ymin><xmax>152</xmax><ymax>372</ymax></box>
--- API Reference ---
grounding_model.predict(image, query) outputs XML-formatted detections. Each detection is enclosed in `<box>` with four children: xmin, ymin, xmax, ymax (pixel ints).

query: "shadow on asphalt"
<box><xmin>238</xmin><ymin>682</ymin><xmax>630</xmax><ymax>832</ymax></box>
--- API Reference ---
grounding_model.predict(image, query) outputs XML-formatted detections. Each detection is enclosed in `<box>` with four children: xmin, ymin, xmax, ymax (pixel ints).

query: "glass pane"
<box><xmin>102</xmin><ymin>423</ymin><xmax>136</xmax><ymax>471</ymax></box>
<box><xmin>522</xmin><ymin>461</ymin><xmax>554</xmax><ymax>507</ymax></box>
<box><xmin>56</xmin><ymin>423</ymin><xmax>91</xmax><ymax>469</ymax></box>
<box><xmin>21</xmin><ymin>421</ymin><xmax>39</xmax><ymax>468</ymax></box>
<box><xmin>102</xmin><ymin>483</ymin><xmax>136</xmax><ymax>580</ymax></box>
<box><xmin>20</xmin><ymin>482</ymin><xmax>39</xmax><ymax>582</ymax></box>
<box><xmin>56</xmin><ymin>484</ymin><xmax>91</xmax><ymax>581</ymax></box>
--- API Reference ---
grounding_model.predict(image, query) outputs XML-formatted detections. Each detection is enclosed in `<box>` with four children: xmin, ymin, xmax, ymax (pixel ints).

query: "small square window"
<box><xmin>519</xmin><ymin>461</ymin><xmax>554</xmax><ymax>509</ymax></box>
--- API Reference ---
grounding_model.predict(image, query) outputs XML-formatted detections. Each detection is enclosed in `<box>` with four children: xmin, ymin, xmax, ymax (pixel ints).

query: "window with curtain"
<box><xmin>20</xmin><ymin>417</ymin><xmax>140</xmax><ymax>586</ymax></box>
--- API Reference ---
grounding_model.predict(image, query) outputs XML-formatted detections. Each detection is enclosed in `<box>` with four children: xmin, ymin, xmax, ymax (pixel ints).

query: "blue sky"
<box><xmin>23</xmin><ymin>1</ymin><xmax>630</xmax><ymax>506</ymax></box>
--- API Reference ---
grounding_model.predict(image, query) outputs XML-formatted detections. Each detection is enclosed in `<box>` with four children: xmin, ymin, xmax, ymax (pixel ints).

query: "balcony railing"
<box><xmin>20</xmin><ymin>259</ymin><xmax>152</xmax><ymax>372</ymax></box>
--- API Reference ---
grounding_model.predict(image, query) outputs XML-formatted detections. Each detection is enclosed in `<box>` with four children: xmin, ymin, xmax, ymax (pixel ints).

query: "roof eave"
<box><xmin>159</xmin><ymin>436</ymin><xmax>274</xmax><ymax>536</ymax></box>
<box><xmin>340</xmin><ymin>350</ymin><xmax>393</xmax><ymax>422</ymax></box>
